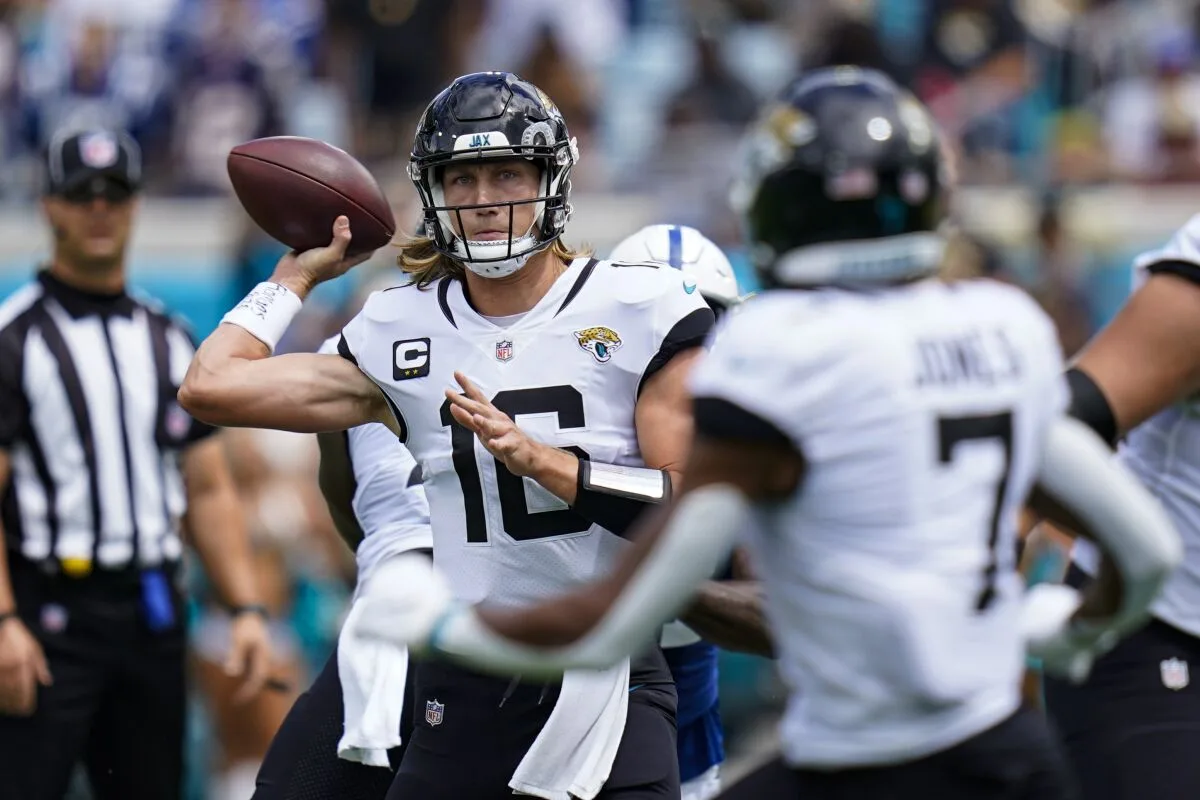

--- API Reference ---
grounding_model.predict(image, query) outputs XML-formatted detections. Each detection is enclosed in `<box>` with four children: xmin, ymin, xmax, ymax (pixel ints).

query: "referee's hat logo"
<box><xmin>79</xmin><ymin>132</ymin><xmax>119</xmax><ymax>168</ymax></box>
<box><xmin>1161</xmin><ymin>657</ymin><xmax>1189</xmax><ymax>691</ymax></box>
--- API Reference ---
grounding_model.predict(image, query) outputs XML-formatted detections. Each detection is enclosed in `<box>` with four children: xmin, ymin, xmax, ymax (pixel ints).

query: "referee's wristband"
<box><xmin>221</xmin><ymin>282</ymin><xmax>303</xmax><ymax>354</ymax></box>
<box><xmin>229</xmin><ymin>604</ymin><xmax>269</xmax><ymax>620</ymax></box>
<box><xmin>0</xmin><ymin>610</ymin><xmax>17</xmax><ymax>627</ymax></box>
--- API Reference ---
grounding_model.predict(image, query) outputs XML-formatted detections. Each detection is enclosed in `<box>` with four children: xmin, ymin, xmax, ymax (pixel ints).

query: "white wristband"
<box><xmin>221</xmin><ymin>282</ymin><xmax>303</xmax><ymax>353</ymax></box>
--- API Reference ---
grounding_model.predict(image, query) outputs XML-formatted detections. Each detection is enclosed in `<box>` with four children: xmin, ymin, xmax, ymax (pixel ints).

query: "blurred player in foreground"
<box><xmin>609</xmin><ymin>223</ymin><xmax>745</xmax><ymax>800</ymax></box>
<box><xmin>357</xmin><ymin>67</ymin><xmax>1181</xmax><ymax>800</ymax></box>
<box><xmin>1028</xmin><ymin>212</ymin><xmax>1200</xmax><ymax>799</ymax></box>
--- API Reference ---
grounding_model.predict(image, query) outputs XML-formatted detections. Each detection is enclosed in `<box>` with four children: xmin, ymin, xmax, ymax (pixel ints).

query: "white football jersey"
<box><xmin>690</xmin><ymin>280</ymin><xmax>1068</xmax><ymax>769</ymax></box>
<box><xmin>339</xmin><ymin>258</ymin><xmax>711</xmax><ymax>607</ymax></box>
<box><xmin>1073</xmin><ymin>213</ymin><xmax>1200</xmax><ymax>637</ymax></box>
<box><xmin>318</xmin><ymin>336</ymin><xmax>433</xmax><ymax>587</ymax></box>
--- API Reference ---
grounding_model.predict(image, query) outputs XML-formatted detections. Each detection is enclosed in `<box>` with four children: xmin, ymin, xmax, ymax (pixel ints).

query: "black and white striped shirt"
<box><xmin>0</xmin><ymin>270</ymin><xmax>215</xmax><ymax>572</ymax></box>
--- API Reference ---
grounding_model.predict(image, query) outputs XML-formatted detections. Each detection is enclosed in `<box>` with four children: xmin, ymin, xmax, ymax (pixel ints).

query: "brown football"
<box><xmin>227</xmin><ymin>136</ymin><xmax>395</xmax><ymax>257</ymax></box>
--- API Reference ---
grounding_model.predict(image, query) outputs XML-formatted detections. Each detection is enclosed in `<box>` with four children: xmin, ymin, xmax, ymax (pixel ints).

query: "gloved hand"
<box><xmin>354</xmin><ymin>552</ymin><xmax>455</xmax><ymax>656</ymax></box>
<box><xmin>1021</xmin><ymin>583</ymin><xmax>1120</xmax><ymax>684</ymax></box>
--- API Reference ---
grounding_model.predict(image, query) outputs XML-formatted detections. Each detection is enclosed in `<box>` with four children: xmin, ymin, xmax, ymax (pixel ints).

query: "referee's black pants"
<box><xmin>0</xmin><ymin>555</ymin><xmax>187</xmax><ymax>800</ymax></box>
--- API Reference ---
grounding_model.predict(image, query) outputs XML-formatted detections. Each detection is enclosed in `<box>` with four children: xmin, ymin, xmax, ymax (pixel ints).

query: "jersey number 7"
<box><xmin>937</xmin><ymin>411</ymin><xmax>1014</xmax><ymax>613</ymax></box>
<box><xmin>439</xmin><ymin>385</ymin><xmax>592</xmax><ymax>543</ymax></box>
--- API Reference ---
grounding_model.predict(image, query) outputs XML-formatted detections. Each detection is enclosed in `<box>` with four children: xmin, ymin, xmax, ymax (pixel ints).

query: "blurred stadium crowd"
<box><xmin>7</xmin><ymin>0</ymin><xmax>1200</xmax><ymax>337</ymax></box>
<box><xmin>8</xmin><ymin>0</ymin><xmax>1200</xmax><ymax>193</ymax></box>
<box><xmin>4</xmin><ymin>0</ymin><xmax>1200</xmax><ymax>797</ymax></box>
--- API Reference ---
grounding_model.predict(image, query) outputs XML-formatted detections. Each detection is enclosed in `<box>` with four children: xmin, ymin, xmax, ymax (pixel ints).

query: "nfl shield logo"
<box><xmin>40</xmin><ymin>603</ymin><xmax>68</xmax><ymax>634</ymax></box>
<box><xmin>1161</xmin><ymin>658</ymin><xmax>1190</xmax><ymax>691</ymax></box>
<box><xmin>166</xmin><ymin>402</ymin><xmax>191</xmax><ymax>440</ymax></box>
<box><xmin>495</xmin><ymin>340</ymin><xmax>513</xmax><ymax>362</ymax></box>
<box><xmin>79</xmin><ymin>132</ymin><xmax>119</xmax><ymax>168</ymax></box>
<box><xmin>425</xmin><ymin>698</ymin><xmax>445</xmax><ymax>726</ymax></box>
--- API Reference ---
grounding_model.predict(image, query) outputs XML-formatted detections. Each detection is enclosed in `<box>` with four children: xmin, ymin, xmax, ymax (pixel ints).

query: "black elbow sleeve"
<box><xmin>1066</xmin><ymin>367</ymin><xmax>1118</xmax><ymax>448</ymax></box>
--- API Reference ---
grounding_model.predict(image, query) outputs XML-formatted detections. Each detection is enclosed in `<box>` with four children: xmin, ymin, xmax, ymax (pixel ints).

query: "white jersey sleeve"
<box><xmin>335</xmin><ymin>300</ymin><xmax>412</xmax><ymax>437</ymax></box>
<box><xmin>345</xmin><ymin>423</ymin><xmax>431</xmax><ymax>548</ymax></box>
<box><xmin>317</xmin><ymin>335</ymin><xmax>432</xmax><ymax>582</ymax></box>
<box><xmin>1132</xmin><ymin>212</ymin><xmax>1200</xmax><ymax>275</ymax></box>
<box><xmin>689</xmin><ymin>294</ymin><xmax>877</xmax><ymax>454</ymax></box>
<box><xmin>606</xmin><ymin>261</ymin><xmax>715</xmax><ymax>395</ymax></box>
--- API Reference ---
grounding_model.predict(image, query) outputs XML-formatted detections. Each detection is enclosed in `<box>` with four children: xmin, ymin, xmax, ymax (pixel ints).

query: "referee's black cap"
<box><xmin>43</xmin><ymin>128</ymin><xmax>142</xmax><ymax>198</ymax></box>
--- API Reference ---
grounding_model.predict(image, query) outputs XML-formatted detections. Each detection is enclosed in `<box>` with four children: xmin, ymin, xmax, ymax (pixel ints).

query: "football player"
<box><xmin>181</xmin><ymin>71</ymin><xmax>712</xmax><ymax>799</ymax></box>
<box><xmin>251</xmin><ymin>340</ymin><xmax>431</xmax><ymax>800</ymax></box>
<box><xmin>609</xmin><ymin>224</ymin><xmax>742</xmax><ymax>800</ymax></box>
<box><xmin>1030</xmin><ymin>213</ymin><xmax>1200</xmax><ymax>799</ymax></box>
<box><xmin>356</xmin><ymin>68</ymin><xmax>1182</xmax><ymax>800</ymax></box>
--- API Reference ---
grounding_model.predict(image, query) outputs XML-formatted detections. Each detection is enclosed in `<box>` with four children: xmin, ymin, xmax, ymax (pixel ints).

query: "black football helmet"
<box><xmin>731</xmin><ymin>66</ymin><xmax>948</xmax><ymax>289</ymax></box>
<box><xmin>409</xmin><ymin>72</ymin><xmax>579</xmax><ymax>278</ymax></box>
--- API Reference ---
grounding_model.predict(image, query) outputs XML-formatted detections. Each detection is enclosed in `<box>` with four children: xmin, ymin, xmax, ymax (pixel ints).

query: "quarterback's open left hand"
<box><xmin>445</xmin><ymin>371</ymin><xmax>544</xmax><ymax>477</ymax></box>
<box><xmin>354</xmin><ymin>553</ymin><xmax>454</xmax><ymax>655</ymax></box>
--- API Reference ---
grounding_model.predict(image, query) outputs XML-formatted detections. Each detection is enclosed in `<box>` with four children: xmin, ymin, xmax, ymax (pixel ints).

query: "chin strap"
<box><xmin>454</xmin><ymin>232</ymin><xmax>544</xmax><ymax>278</ymax></box>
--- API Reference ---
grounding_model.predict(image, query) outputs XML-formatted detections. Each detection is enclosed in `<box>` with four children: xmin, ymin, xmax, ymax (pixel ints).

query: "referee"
<box><xmin>0</xmin><ymin>129</ymin><xmax>272</xmax><ymax>799</ymax></box>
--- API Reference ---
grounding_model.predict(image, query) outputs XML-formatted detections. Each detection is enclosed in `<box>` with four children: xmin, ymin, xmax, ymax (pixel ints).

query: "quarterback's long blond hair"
<box><xmin>397</xmin><ymin>235</ymin><xmax>591</xmax><ymax>289</ymax></box>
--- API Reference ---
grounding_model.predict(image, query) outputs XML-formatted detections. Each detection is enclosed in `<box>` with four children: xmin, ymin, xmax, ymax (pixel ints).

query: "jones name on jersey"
<box><xmin>338</xmin><ymin>257</ymin><xmax>712</xmax><ymax>607</ymax></box>
<box><xmin>690</xmin><ymin>279</ymin><xmax>1067</xmax><ymax>768</ymax></box>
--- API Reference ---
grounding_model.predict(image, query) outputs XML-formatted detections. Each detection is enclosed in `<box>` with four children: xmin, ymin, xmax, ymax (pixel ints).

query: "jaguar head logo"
<box><xmin>574</xmin><ymin>326</ymin><xmax>623</xmax><ymax>363</ymax></box>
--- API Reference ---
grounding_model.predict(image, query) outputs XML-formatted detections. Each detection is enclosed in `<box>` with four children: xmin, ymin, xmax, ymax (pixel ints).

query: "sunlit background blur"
<box><xmin>1</xmin><ymin>0</ymin><xmax>1198</xmax><ymax>796</ymax></box>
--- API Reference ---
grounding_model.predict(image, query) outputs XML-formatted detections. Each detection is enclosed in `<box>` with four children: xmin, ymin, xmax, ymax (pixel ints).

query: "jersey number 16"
<box><xmin>440</xmin><ymin>385</ymin><xmax>592</xmax><ymax>544</ymax></box>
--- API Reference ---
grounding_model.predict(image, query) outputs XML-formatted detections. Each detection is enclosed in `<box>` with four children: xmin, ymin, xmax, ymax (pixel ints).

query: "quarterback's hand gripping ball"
<box><xmin>227</xmin><ymin>135</ymin><xmax>395</xmax><ymax>257</ymax></box>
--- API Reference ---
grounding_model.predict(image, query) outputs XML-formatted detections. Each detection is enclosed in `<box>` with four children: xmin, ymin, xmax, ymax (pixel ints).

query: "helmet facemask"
<box><xmin>410</xmin><ymin>137</ymin><xmax>577</xmax><ymax>279</ymax></box>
